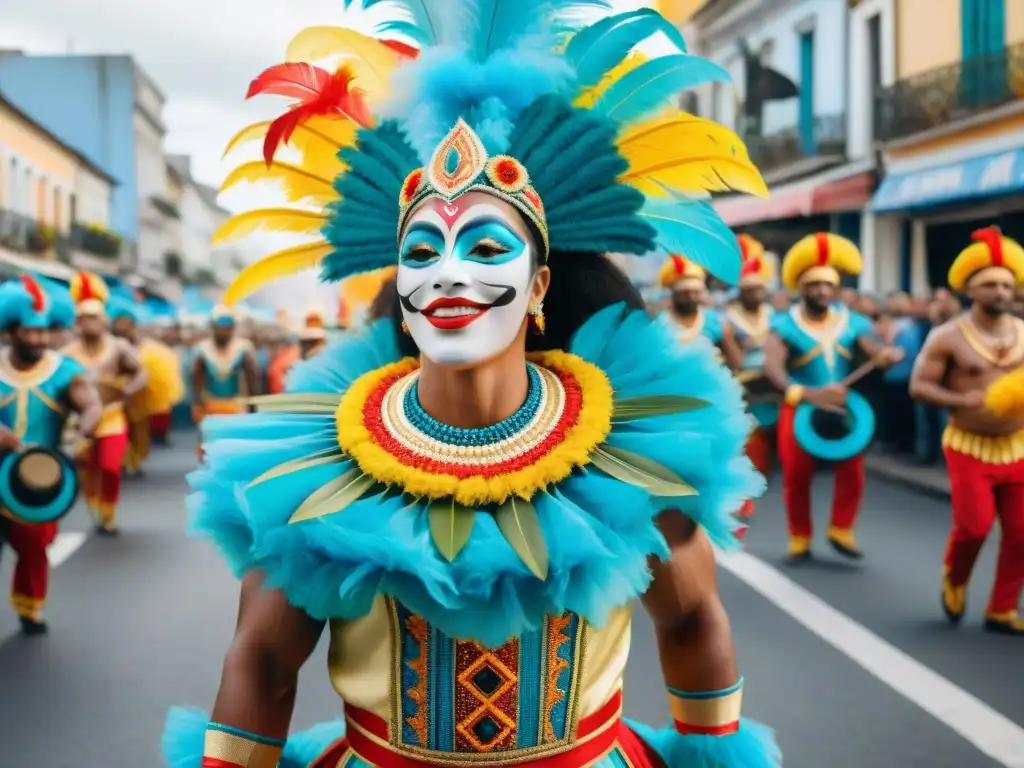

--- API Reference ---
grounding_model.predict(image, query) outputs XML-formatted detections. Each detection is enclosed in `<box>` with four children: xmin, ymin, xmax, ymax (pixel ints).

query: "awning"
<box><xmin>714</xmin><ymin>171</ymin><xmax>874</xmax><ymax>227</ymax></box>
<box><xmin>0</xmin><ymin>248</ymin><xmax>76</xmax><ymax>280</ymax></box>
<box><xmin>871</xmin><ymin>145</ymin><xmax>1024</xmax><ymax>213</ymax></box>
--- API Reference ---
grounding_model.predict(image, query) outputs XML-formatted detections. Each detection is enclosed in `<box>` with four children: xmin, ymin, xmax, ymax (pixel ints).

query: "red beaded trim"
<box><xmin>362</xmin><ymin>367</ymin><xmax>583</xmax><ymax>479</ymax></box>
<box><xmin>673</xmin><ymin>720</ymin><xmax>741</xmax><ymax>736</ymax></box>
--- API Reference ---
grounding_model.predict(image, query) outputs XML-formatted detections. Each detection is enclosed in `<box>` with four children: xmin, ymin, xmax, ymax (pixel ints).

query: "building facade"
<box><xmin>869</xmin><ymin>0</ymin><xmax>1024</xmax><ymax>293</ymax></box>
<box><xmin>0</xmin><ymin>53</ymin><xmax>170</xmax><ymax>279</ymax></box>
<box><xmin>0</xmin><ymin>91</ymin><xmax>117</xmax><ymax>279</ymax></box>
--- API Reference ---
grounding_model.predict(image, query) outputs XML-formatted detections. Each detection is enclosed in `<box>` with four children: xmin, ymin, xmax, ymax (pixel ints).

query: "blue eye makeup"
<box><xmin>400</xmin><ymin>223</ymin><xmax>445</xmax><ymax>268</ymax></box>
<box><xmin>455</xmin><ymin>218</ymin><xmax>526</xmax><ymax>265</ymax></box>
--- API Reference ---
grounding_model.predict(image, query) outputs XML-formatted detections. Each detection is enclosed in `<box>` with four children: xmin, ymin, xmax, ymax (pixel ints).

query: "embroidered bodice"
<box><xmin>196</xmin><ymin>338</ymin><xmax>252</xmax><ymax>399</ymax></box>
<box><xmin>0</xmin><ymin>351</ymin><xmax>82</xmax><ymax>448</ymax></box>
<box><xmin>773</xmin><ymin>304</ymin><xmax>872</xmax><ymax>387</ymax></box>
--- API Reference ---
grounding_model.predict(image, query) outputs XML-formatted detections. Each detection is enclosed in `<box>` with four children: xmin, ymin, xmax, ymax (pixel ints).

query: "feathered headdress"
<box><xmin>216</xmin><ymin>1</ymin><xmax>767</xmax><ymax>305</ymax></box>
<box><xmin>948</xmin><ymin>226</ymin><xmax>1024</xmax><ymax>291</ymax></box>
<box><xmin>737</xmin><ymin>234</ymin><xmax>772</xmax><ymax>287</ymax></box>
<box><xmin>300</xmin><ymin>306</ymin><xmax>328</xmax><ymax>341</ymax></box>
<box><xmin>34</xmin><ymin>275</ymin><xmax>77</xmax><ymax>329</ymax></box>
<box><xmin>781</xmin><ymin>233</ymin><xmax>862</xmax><ymax>291</ymax></box>
<box><xmin>658</xmin><ymin>254</ymin><xmax>706</xmax><ymax>289</ymax></box>
<box><xmin>0</xmin><ymin>274</ymin><xmax>52</xmax><ymax>330</ymax></box>
<box><xmin>69</xmin><ymin>271</ymin><xmax>110</xmax><ymax>318</ymax></box>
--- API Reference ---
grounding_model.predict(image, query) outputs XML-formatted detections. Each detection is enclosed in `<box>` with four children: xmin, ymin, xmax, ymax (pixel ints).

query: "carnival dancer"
<box><xmin>190</xmin><ymin>306</ymin><xmax>260</xmax><ymax>422</ymax></box>
<box><xmin>910</xmin><ymin>227</ymin><xmax>1024</xmax><ymax>635</ymax></box>
<box><xmin>298</xmin><ymin>307</ymin><xmax>329</xmax><ymax>361</ymax></box>
<box><xmin>763</xmin><ymin>234</ymin><xmax>902</xmax><ymax>562</ymax></box>
<box><xmin>162</xmin><ymin>3</ymin><xmax>781</xmax><ymax>767</ymax></box>
<box><xmin>725</xmin><ymin>235</ymin><xmax>777</xmax><ymax>519</ymax></box>
<box><xmin>0</xmin><ymin>276</ymin><xmax>101</xmax><ymax>634</ymax></box>
<box><xmin>660</xmin><ymin>254</ymin><xmax>743</xmax><ymax>368</ymax></box>
<box><xmin>62</xmin><ymin>272</ymin><xmax>147</xmax><ymax>536</ymax></box>
<box><xmin>111</xmin><ymin>306</ymin><xmax>186</xmax><ymax>475</ymax></box>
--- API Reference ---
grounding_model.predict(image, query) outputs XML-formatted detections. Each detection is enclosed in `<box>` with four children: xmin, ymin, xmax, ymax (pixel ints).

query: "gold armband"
<box><xmin>203</xmin><ymin>724</ymin><xmax>285</xmax><ymax>768</ymax></box>
<box><xmin>784</xmin><ymin>385</ymin><xmax>805</xmax><ymax>406</ymax></box>
<box><xmin>667</xmin><ymin>678</ymin><xmax>744</xmax><ymax>736</ymax></box>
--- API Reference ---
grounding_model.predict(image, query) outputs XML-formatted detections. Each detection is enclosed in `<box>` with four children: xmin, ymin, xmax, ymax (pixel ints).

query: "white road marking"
<box><xmin>47</xmin><ymin>531</ymin><xmax>88</xmax><ymax>567</ymax></box>
<box><xmin>718</xmin><ymin>549</ymin><xmax>1024</xmax><ymax>768</ymax></box>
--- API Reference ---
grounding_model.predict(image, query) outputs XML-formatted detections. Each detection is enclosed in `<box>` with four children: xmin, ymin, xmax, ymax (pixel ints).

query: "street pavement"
<box><xmin>0</xmin><ymin>433</ymin><xmax>1021</xmax><ymax>768</ymax></box>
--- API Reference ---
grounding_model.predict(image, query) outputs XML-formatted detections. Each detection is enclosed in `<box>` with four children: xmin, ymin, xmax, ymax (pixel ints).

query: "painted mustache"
<box><xmin>400</xmin><ymin>283</ymin><xmax>517</xmax><ymax>331</ymax></box>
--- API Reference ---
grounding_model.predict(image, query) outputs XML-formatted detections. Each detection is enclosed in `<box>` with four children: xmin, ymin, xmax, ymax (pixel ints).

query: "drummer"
<box><xmin>191</xmin><ymin>305</ymin><xmax>260</xmax><ymax>421</ymax></box>
<box><xmin>763</xmin><ymin>234</ymin><xmax>902</xmax><ymax>563</ymax></box>
<box><xmin>0</xmin><ymin>276</ymin><xmax>101</xmax><ymax>635</ymax></box>
<box><xmin>725</xmin><ymin>235</ymin><xmax>777</xmax><ymax>519</ymax></box>
<box><xmin>62</xmin><ymin>272</ymin><xmax>147</xmax><ymax>536</ymax></box>
<box><xmin>659</xmin><ymin>254</ymin><xmax>742</xmax><ymax>368</ymax></box>
<box><xmin>909</xmin><ymin>227</ymin><xmax>1024</xmax><ymax>636</ymax></box>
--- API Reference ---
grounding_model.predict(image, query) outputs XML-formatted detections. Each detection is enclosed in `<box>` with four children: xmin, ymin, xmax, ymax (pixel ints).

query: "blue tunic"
<box><xmin>723</xmin><ymin>305</ymin><xmax>777</xmax><ymax>427</ymax></box>
<box><xmin>666</xmin><ymin>307</ymin><xmax>723</xmax><ymax>345</ymax></box>
<box><xmin>195</xmin><ymin>340</ymin><xmax>251</xmax><ymax>400</ymax></box>
<box><xmin>773</xmin><ymin>304</ymin><xmax>872</xmax><ymax>387</ymax></box>
<box><xmin>0</xmin><ymin>351</ymin><xmax>83</xmax><ymax>448</ymax></box>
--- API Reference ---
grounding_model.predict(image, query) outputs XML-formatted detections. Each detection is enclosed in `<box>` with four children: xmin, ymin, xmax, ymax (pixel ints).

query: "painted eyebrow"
<box><xmin>401</xmin><ymin>222</ymin><xmax>444</xmax><ymax>247</ymax></box>
<box><xmin>455</xmin><ymin>216</ymin><xmax>525</xmax><ymax>244</ymax></box>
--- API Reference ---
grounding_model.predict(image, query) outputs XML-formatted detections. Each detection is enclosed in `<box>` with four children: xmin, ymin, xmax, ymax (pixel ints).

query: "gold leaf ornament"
<box><xmin>288</xmin><ymin>467</ymin><xmax>377</xmax><ymax>524</ymax></box>
<box><xmin>590</xmin><ymin>444</ymin><xmax>698</xmax><ymax>497</ymax></box>
<box><xmin>427</xmin><ymin>498</ymin><xmax>477</xmax><ymax>562</ymax></box>
<box><xmin>247</xmin><ymin>392</ymin><xmax>342</xmax><ymax>414</ymax></box>
<box><xmin>611</xmin><ymin>395</ymin><xmax>710</xmax><ymax>422</ymax></box>
<box><xmin>494</xmin><ymin>497</ymin><xmax>549</xmax><ymax>580</ymax></box>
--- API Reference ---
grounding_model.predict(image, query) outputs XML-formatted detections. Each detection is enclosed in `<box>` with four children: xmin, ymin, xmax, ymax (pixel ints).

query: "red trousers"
<box><xmin>944</xmin><ymin>446</ymin><xmax>1024</xmax><ymax>615</ymax></box>
<box><xmin>78</xmin><ymin>431</ymin><xmax>128</xmax><ymax>530</ymax></box>
<box><xmin>7</xmin><ymin>520</ymin><xmax>57</xmax><ymax>621</ymax></box>
<box><xmin>150</xmin><ymin>411</ymin><xmax>172</xmax><ymax>439</ymax></box>
<box><xmin>777</xmin><ymin>404</ymin><xmax>864</xmax><ymax>538</ymax></box>
<box><xmin>739</xmin><ymin>428</ymin><xmax>773</xmax><ymax>518</ymax></box>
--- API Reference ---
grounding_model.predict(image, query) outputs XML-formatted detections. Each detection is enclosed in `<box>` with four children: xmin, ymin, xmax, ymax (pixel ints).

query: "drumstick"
<box><xmin>840</xmin><ymin>355</ymin><xmax>886</xmax><ymax>388</ymax></box>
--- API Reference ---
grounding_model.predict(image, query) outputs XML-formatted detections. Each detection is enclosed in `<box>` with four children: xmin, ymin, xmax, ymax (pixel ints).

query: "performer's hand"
<box><xmin>808</xmin><ymin>384</ymin><xmax>848</xmax><ymax>410</ymax></box>
<box><xmin>959</xmin><ymin>390</ymin><xmax>985</xmax><ymax>409</ymax></box>
<box><xmin>877</xmin><ymin>346</ymin><xmax>906</xmax><ymax>367</ymax></box>
<box><xmin>0</xmin><ymin>428</ymin><xmax>21</xmax><ymax>453</ymax></box>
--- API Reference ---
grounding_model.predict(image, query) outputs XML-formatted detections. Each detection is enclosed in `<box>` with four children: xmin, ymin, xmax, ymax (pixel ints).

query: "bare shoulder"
<box><xmin>923</xmin><ymin>318</ymin><xmax>963</xmax><ymax>351</ymax></box>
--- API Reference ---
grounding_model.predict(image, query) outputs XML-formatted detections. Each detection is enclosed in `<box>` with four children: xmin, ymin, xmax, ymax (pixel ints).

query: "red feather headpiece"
<box><xmin>971</xmin><ymin>225</ymin><xmax>1004</xmax><ymax>267</ymax></box>
<box><xmin>19</xmin><ymin>275</ymin><xmax>46</xmax><ymax>312</ymax></box>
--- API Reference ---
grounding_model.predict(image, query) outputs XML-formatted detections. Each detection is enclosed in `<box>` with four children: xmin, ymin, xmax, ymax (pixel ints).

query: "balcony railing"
<box><xmin>874</xmin><ymin>42</ymin><xmax>1024</xmax><ymax>143</ymax></box>
<box><xmin>744</xmin><ymin>114</ymin><xmax>847</xmax><ymax>175</ymax></box>
<box><xmin>0</xmin><ymin>208</ymin><xmax>56</xmax><ymax>255</ymax></box>
<box><xmin>67</xmin><ymin>222</ymin><xmax>122</xmax><ymax>259</ymax></box>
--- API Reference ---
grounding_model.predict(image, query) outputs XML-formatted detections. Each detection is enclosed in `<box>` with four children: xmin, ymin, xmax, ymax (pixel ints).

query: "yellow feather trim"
<box><xmin>334</xmin><ymin>351</ymin><xmax>615</xmax><ymax>506</ymax></box>
<box><xmin>574</xmin><ymin>53</ymin><xmax>647</xmax><ymax>109</ymax></box>
<box><xmin>285</xmin><ymin>27</ymin><xmax>399</xmax><ymax>100</ymax></box>
<box><xmin>220</xmin><ymin>161</ymin><xmax>340</xmax><ymax>206</ymax></box>
<box><xmin>617</xmin><ymin>114</ymin><xmax>769</xmax><ymax>198</ymax></box>
<box><xmin>211</xmin><ymin>209</ymin><xmax>326</xmax><ymax>244</ymax></box>
<box><xmin>222</xmin><ymin>117</ymin><xmax>356</xmax><ymax>172</ymax></box>
<box><xmin>224</xmin><ymin>241</ymin><xmax>334</xmax><ymax>305</ymax></box>
<box><xmin>985</xmin><ymin>367</ymin><xmax>1024</xmax><ymax>418</ymax></box>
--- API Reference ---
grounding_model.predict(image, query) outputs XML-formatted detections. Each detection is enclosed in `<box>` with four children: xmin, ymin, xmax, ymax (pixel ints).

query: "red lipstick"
<box><xmin>420</xmin><ymin>297</ymin><xmax>489</xmax><ymax>330</ymax></box>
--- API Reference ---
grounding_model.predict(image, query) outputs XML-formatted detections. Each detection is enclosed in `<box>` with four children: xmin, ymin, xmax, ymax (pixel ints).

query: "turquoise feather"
<box><xmin>640</xmin><ymin>199</ymin><xmax>742</xmax><ymax>285</ymax></box>
<box><xmin>470</xmin><ymin>0</ymin><xmax>610</xmax><ymax>60</ymax></box>
<box><xmin>594</xmin><ymin>54</ymin><xmax>731</xmax><ymax>124</ymax></box>
<box><xmin>566</xmin><ymin>9</ymin><xmax>687</xmax><ymax>88</ymax></box>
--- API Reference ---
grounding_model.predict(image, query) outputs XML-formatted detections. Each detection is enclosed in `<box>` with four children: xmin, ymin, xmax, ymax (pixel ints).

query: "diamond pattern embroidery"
<box><xmin>455</xmin><ymin>646</ymin><xmax>518</xmax><ymax>751</ymax></box>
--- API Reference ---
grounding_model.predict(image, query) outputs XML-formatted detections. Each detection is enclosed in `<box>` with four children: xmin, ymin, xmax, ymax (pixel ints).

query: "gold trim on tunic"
<box><xmin>942</xmin><ymin>424</ymin><xmax>1024</xmax><ymax>464</ymax></box>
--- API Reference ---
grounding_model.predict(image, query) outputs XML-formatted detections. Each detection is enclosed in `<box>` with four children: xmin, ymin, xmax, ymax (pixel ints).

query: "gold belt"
<box><xmin>943</xmin><ymin>424</ymin><xmax>1024</xmax><ymax>464</ymax></box>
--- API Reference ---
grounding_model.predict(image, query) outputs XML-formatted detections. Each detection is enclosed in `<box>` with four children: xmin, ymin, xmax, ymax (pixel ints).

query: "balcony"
<box><xmin>744</xmin><ymin>114</ymin><xmax>847</xmax><ymax>177</ymax></box>
<box><xmin>874</xmin><ymin>42</ymin><xmax>1024</xmax><ymax>143</ymax></box>
<box><xmin>0</xmin><ymin>208</ymin><xmax>57</xmax><ymax>255</ymax></box>
<box><xmin>66</xmin><ymin>222</ymin><xmax>123</xmax><ymax>260</ymax></box>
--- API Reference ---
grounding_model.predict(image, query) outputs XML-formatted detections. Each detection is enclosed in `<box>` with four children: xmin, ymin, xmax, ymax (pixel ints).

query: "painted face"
<box><xmin>397</xmin><ymin>192</ymin><xmax>536</xmax><ymax>367</ymax></box>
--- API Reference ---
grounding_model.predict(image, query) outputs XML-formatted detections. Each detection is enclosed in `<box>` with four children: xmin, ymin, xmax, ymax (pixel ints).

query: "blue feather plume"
<box><xmin>566</xmin><ymin>8</ymin><xmax>688</xmax><ymax>88</ymax></box>
<box><xmin>640</xmin><ymin>198</ymin><xmax>742</xmax><ymax>284</ymax></box>
<box><xmin>594</xmin><ymin>54</ymin><xmax>731</xmax><ymax>124</ymax></box>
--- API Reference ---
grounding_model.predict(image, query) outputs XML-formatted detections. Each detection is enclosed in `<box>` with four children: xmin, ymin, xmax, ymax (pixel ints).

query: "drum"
<box><xmin>793</xmin><ymin>389</ymin><xmax>875</xmax><ymax>462</ymax></box>
<box><xmin>0</xmin><ymin>447</ymin><xmax>80</xmax><ymax>525</ymax></box>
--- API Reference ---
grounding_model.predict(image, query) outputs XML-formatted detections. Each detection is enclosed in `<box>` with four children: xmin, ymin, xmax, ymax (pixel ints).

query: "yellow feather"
<box><xmin>285</xmin><ymin>27</ymin><xmax>399</xmax><ymax>99</ymax></box>
<box><xmin>225</xmin><ymin>241</ymin><xmax>335</xmax><ymax>305</ymax></box>
<box><xmin>617</xmin><ymin>114</ymin><xmax>769</xmax><ymax>198</ymax></box>
<box><xmin>222</xmin><ymin>117</ymin><xmax>356</xmax><ymax>175</ymax></box>
<box><xmin>220</xmin><ymin>161</ymin><xmax>340</xmax><ymax>206</ymax></box>
<box><xmin>574</xmin><ymin>54</ymin><xmax>648</xmax><ymax>109</ymax></box>
<box><xmin>223</xmin><ymin>121</ymin><xmax>271</xmax><ymax>158</ymax></box>
<box><xmin>211</xmin><ymin>209</ymin><xmax>327</xmax><ymax>244</ymax></box>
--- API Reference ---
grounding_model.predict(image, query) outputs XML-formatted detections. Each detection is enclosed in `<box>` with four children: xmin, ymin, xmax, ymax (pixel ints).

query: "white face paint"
<box><xmin>397</xmin><ymin>192</ymin><xmax>536</xmax><ymax>368</ymax></box>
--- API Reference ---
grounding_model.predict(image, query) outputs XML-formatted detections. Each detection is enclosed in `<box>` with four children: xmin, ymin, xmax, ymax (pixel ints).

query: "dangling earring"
<box><xmin>528</xmin><ymin>302</ymin><xmax>546</xmax><ymax>335</ymax></box>
<box><xmin>401</xmin><ymin>320</ymin><xmax>410</xmax><ymax>335</ymax></box>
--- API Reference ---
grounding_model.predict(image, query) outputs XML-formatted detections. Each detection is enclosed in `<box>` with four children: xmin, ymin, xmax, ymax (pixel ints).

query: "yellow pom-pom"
<box><xmin>984</xmin><ymin>368</ymin><xmax>1024</xmax><ymax>417</ymax></box>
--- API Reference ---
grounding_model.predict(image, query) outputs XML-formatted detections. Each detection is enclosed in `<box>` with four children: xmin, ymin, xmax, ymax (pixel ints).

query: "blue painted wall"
<box><xmin>0</xmin><ymin>55</ymin><xmax>138</xmax><ymax>240</ymax></box>
<box><xmin>710</xmin><ymin>0</ymin><xmax>848</xmax><ymax>140</ymax></box>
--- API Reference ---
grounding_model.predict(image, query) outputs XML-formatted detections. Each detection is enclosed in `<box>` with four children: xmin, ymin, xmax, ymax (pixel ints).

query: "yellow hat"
<box><xmin>737</xmin><ymin>234</ymin><xmax>773</xmax><ymax>287</ymax></box>
<box><xmin>948</xmin><ymin>226</ymin><xmax>1024</xmax><ymax>291</ymax></box>
<box><xmin>658</xmin><ymin>254</ymin><xmax>707</xmax><ymax>290</ymax></box>
<box><xmin>781</xmin><ymin>233</ymin><xmax>862</xmax><ymax>291</ymax></box>
<box><xmin>68</xmin><ymin>271</ymin><xmax>109</xmax><ymax>317</ymax></box>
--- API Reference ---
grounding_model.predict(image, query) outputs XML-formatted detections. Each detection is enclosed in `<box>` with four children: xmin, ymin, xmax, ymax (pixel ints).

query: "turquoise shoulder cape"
<box><xmin>188</xmin><ymin>303</ymin><xmax>763</xmax><ymax>646</ymax></box>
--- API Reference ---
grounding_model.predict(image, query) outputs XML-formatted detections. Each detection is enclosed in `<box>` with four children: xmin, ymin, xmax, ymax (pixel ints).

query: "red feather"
<box><xmin>76</xmin><ymin>271</ymin><xmax>95</xmax><ymax>302</ymax></box>
<box><xmin>20</xmin><ymin>275</ymin><xmax>45</xmax><ymax>312</ymax></box>
<box><xmin>814</xmin><ymin>232</ymin><xmax>830</xmax><ymax>266</ymax></box>
<box><xmin>971</xmin><ymin>226</ymin><xmax>1004</xmax><ymax>267</ymax></box>
<box><xmin>381</xmin><ymin>39</ymin><xmax>419</xmax><ymax>58</ymax></box>
<box><xmin>249</xmin><ymin>62</ymin><xmax>373</xmax><ymax>166</ymax></box>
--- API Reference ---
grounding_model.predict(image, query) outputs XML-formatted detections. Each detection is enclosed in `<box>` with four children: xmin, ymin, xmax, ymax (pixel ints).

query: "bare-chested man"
<box><xmin>910</xmin><ymin>227</ymin><xmax>1024</xmax><ymax>636</ymax></box>
<box><xmin>61</xmin><ymin>272</ymin><xmax>147</xmax><ymax>536</ymax></box>
<box><xmin>191</xmin><ymin>306</ymin><xmax>260</xmax><ymax>422</ymax></box>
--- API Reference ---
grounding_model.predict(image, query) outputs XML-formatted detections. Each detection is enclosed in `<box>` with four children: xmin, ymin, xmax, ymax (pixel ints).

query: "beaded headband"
<box><xmin>397</xmin><ymin>120</ymin><xmax>549</xmax><ymax>257</ymax></box>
